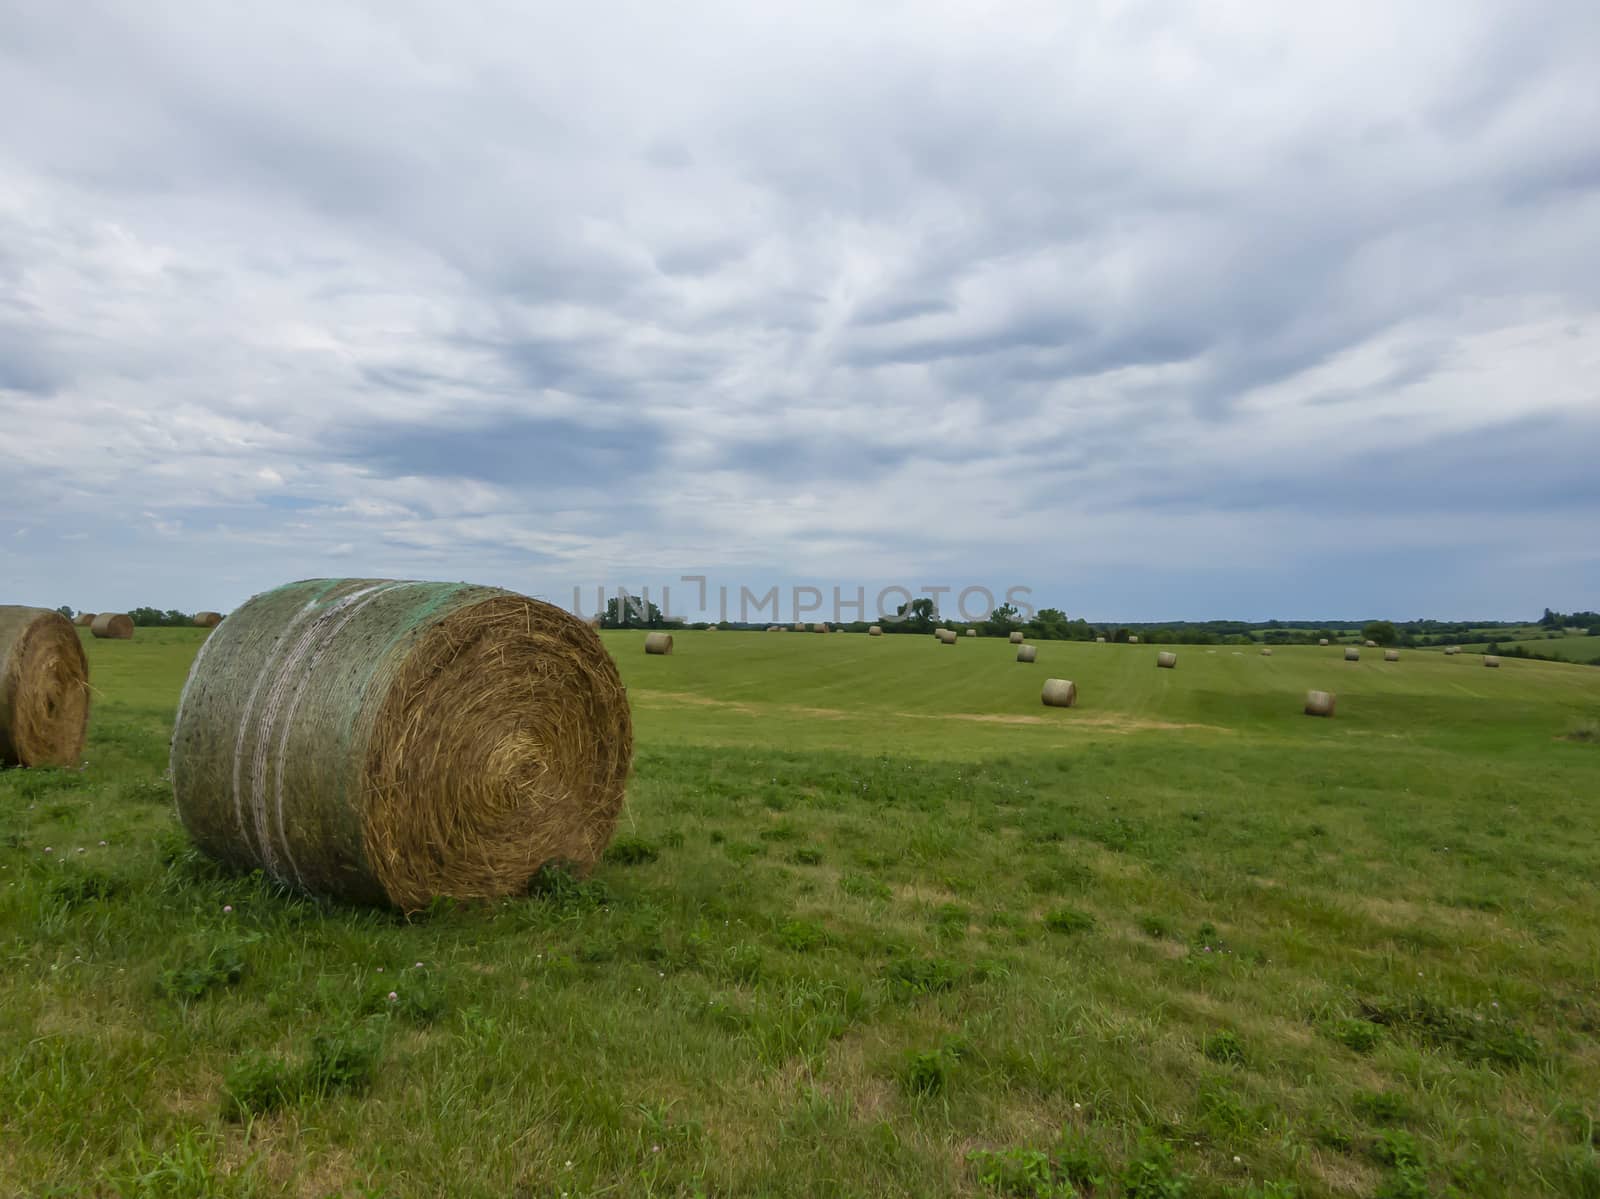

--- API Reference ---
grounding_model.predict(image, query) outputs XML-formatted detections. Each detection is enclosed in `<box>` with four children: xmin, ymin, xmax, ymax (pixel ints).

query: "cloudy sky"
<box><xmin>3</xmin><ymin>1</ymin><xmax>1597</xmax><ymax>622</ymax></box>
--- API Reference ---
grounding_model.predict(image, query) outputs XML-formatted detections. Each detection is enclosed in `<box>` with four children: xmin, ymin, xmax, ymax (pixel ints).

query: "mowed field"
<box><xmin>1448</xmin><ymin>635</ymin><xmax>1600</xmax><ymax>664</ymax></box>
<box><xmin>3</xmin><ymin>629</ymin><xmax>1600</xmax><ymax>1197</ymax></box>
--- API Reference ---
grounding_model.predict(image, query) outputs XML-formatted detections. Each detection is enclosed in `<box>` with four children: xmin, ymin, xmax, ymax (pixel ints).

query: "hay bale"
<box><xmin>1260</xmin><ymin>647</ymin><xmax>1273</xmax><ymax>657</ymax></box>
<box><xmin>965</xmin><ymin>629</ymin><xmax>976</xmax><ymax>637</ymax></box>
<box><xmin>1157</xmin><ymin>651</ymin><xmax>1177</xmax><ymax>669</ymax></box>
<box><xmin>1344</xmin><ymin>647</ymin><xmax>1360</xmax><ymax>662</ymax></box>
<box><xmin>1444</xmin><ymin>646</ymin><xmax>1459</xmax><ymax>655</ymax></box>
<box><xmin>1318</xmin><ymin>638</ymin><xmax>1329</xmax><ymax>646</ymax></box>
<box><xmin>868</xmin><ymin>625</ymin><xmax>883</xmax><ymax>636</ymax></box>
<box><xmin>0</xmin><ymin>607</ymin><xmax>90</xmax><ymax>768</ymax></box>
<box><xmin>934</xmin><ymin>627</ymin><xmax>949</xmax><ymax>638</ymax></box>
<box><xmin>1304</xmin><ymin>690</ymin><xmax>1335</xmax><ymax>717</ymax></box>
<box><xmin>812</xmin><ymin>622</ymin><xmax>829</xmax><ymax>633</ymax></box>
<box><xmin>937</xmin><ymin>629</ymin><xmax>958</xmax><ymax>644</ymax></box>
<box><xmin>1384</xmin><ymin>649</ymin><xmax>1400</xmax><ymax>662</ymax></box>
<box><xmin>169</xmin><ymin>578</ymin><xmax>632</xmax><ymax>910</ymax></box>
<box><xmin>793</xmin><ymin>622</ymin><xmax>805</xmax><ymax>632</ymax></box>
<box><xmin>1095</xmin><ymin>636</ymin><xmax>1106</xmax><ymax>643</ymax></box>
<box><xmin>1365</xmin><ymin>639</ymin><xmax>1377</xmax><ymax>648</ymax></box>
<box><xmin>1484</xmin><ymin>655</ymin><xmax>1500</xmax><ymax>668</ymax></box>
<box><xmin>1128</xmin><ymin>635</ymin><xmax>1140</xmax><ymax>644</ymax></box>
<box><xmin>91</xmin><ymin>613</ymin><xmax>134</xmax><ymax>640</ymax></box>
<box><xmin>1017</xmin><ymin>644</ymin><xmax>1037</xmax><ymax>663</ymax></box>
<box><xmin>644</xmin><ymin>632</ymin><xmax>674</xmax><ymax>655</ymax></box>
<box><xmin>74</xmin><ymin>613</ymin><xmax>96</xmax><ymax>627</ymax></box>
<box><xmin>1008</xmin><ymin>631</ymin><xmax>1023</xmax><ymax>644</ymax></box>
<box><xmin>1041</xmin><ymin>678</ymin><xmax>1077</xmax><ymax>707</ymax></box>
<box><xmin>195</xmin><ymin>611</ymin><xmax>223</xmax><ymax>628</ymax></box>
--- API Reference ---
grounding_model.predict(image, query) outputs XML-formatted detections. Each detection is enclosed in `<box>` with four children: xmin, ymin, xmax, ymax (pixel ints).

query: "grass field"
<box><xmin>4</xmin><ymin>629</ymin><xmax>1600</xmax><ymax>1197</ymax></box>
<box><xmin>1446</xmin><ymin>635</ymin><xmax>1600</xmax><ymax>665</ymax></box>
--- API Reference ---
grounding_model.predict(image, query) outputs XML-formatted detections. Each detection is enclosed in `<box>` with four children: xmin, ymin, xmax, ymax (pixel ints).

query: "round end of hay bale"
<box><xmin>90</xmin><ymin>613</ymin><xmax>134</xmax><ymax>640</ymax></box>
<box><xmin>1318</xmin><ymin>638</ymin><xmax>1329</xmax><ymax>646</ymax></box>
<box><xmin>195</xmin><ymin>611</ymin><xmax>223</xmax><ymax>628</ymax></box>
<box><xmin>1444</xmin><ymin>646</ymin><xmax>1459</xmax><ymax>655</ymax></box>
<box><xmin>1365</xmin><ymin>639</ymin><xmax>1377</xmax><ymax>647</ymax></box>
<box><xmin>1483</xmin><ymin>655</ymin><xmax>1500</xmax><ymax>667</ymax></box>
<box><xmin>170</xmin><ymin>579</ymin><xmax>633</xmax><ymax>910</ymax></box>
<box><xmin>1128</xmin><ymin>635</ymin><xmax>1140</xmax><ymax>644</ymax></box>
<box><xmin>1260</xmin><ymin>648</ymin><xmax>1273</xmax><ymax>657</ymax></box>
<box><xmin>74</xmin><ymin>613</ymin><xmax>96</xmax><ymax>627</ymax></box>
<box><xmin>1008</xmin><ymin>631</ymin><xmax>1023</xmax><ymax>644</ymax></box>
<box><xmin>1157</xmin><ymin>651</ymin><xmax>1177</xmax><ymax>668</ymax></box>
<box><xmin>812</xmin><ymin>623</ymin><xmax>828</xmax><ymax>633</ymax></box>
<box><xmin>1041</xmin><ymin>678</ymin><xmax>1077</xmax><ymax>708</ymax></box>
<box><xmin>1095</xmin><ymin>636</ymin><xmax>1106</xmax><ymax>644</ymax></box>
<box><xmin>644</xmin><ymin>632</ymin><xmax>674</xmax><ymax>655</ymax></box>
<box><xmin>1016</xmin><ymin>644</ymin><xmax>1037</xmax><ymax>663</ymax></box>
<box><xmin>868</xmin><ymin>625</ymin><xmax>883</xmax><ymax>636</ymax></box>
<box><xmin>1304</xmin><ymin>690</ymin><xmax>1335</xmax><ymax>717</ymax></box>
<box><xmin>792</xmin><ymin>623</ymin><xmax>805</xmax><ymax>632</ymax></box>
<box><xmin>0</xmin><ymin>607</ymin><xmax>91</xmax><ymax>768</ymax></box>
<box><xmin>965</xmin><ymin>628</ymin><xmax>976</xmax><ymax>637</ymax></box>
<box><xmin>1383</xmin><ymin>649</ymin><xmax>1399</xmax><ymax>662</ymax></box>
<box><xmin>937</xmin><ymin>629</ymin><xmax>958</xmax><ymax>644</ymax></box>
<box><xmin>1344</xmin><ymin>648</ymin><xmax>1360</xmax><ymax>661</ymax></box>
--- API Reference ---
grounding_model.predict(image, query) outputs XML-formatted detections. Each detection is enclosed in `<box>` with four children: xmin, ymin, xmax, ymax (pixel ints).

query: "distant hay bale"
<box><xmin>644</xmin><ymin>632</ymin><xmax>674</xmax><ymax>655</ymax></box>
<box><xmin>1344</xmin><ymin>647</ymin><xmax>1360</xmax><ymax>661</ymax></box>
<box><xmin>169</xmin><ymin>578</ymin><xmax>632</xmax><ymax>910</ymax></box>
<box><xmin>1384</xmin><ymin>649</ymin><xmax>1400</xmax><ymax>662</ymax></box>
<box><xmin>1017</xmin><ymin>644</ymin><xmax>1037</xmax><ymax>663</ymax></box>
<box><xmin>706</xmin><ymin>625</ymin><xmax>718</xmax><ymax>632</ymax></box>
<box><xmin>0</xmin><ymin>606</ymin><xmax>90</xmax><ymax>768</ymax></box>
<box><xmin>812</xmin><ymin>622</ymin><xmax>828</xmax><ymax>633</ymax></box>
<box><xmin>1365</xmin><ymin>639</ymin><xmax>1377</xmax><ymax>648</ymax></box>
<box><xmin>937</xmin><ymin>629</ymin><xmax>958</xmax><ymax>644</ymax></box>
<box><xmin>1304</xmin><ymin>690</ymin><xmax>1335</xmax><ymax>718</ymax></box>
<box><xmin>91</xmin><ymin>613</ymin><xmax>134</xmax><ymax>640</ymax></box>
<box><xmin>74</xmin><ymin>613</ymin><xmax>96</xmax><ymax>627</ymax></box>
<box><xmin>1008</xmin><ymin>631</ymin><xmax>1023</xmax><ymax>644</ymax></box>
<box><xmin>1484</xmin><ymin>655</ymin><xmax>1500</xmax><ymax>668</ymax></box>
<box><xmin>195</xmin><ymin>611</ymin><xmax>223</xmax><ymax>628</ymax></box>
<box><xmin>1444</xmin><ymin>646</ymin><xmax>1460</xmax><ymax>655</ymax></box>
<box><xmin>793</xmin><ymin>623</ymin><xmax>805</xmax><ymax>632</ymax></box>
<box><xmin>1040</xmin><ymin>678</ymin><xmax>1077</xmax><ymax>708</ymax></box>
<box><xmin>1128</xmin><ymin>635</ymin><xmax>1140</xmax><ymax>644</ymax></box>
<box><xmin>868</xmin><ymin>625</ymin><xmax>883</xmax><ymax>636</ymax></box>
<box><xmin>1095</xmin><ymin>637</ymin><xmax>1106</xmax><ymax>643</ymax></box>
<box><xmin>1318</xmin><ymin>638</ymin><xmax>1329</xmax><ymax>646</ymax></box>
<box><xmin>1260</xmin><ymin>648</ymin><xmax>1273</xmax><ymax>657</ymax></box>
<box><xmin>1157</xmin><ymin>651</ymin><xmax>1177</xmax><ymax>669</ymax></box>
<box><xmin>965</xmin><ymin>629</ymin><xmax>976</xmax><ymax>637</ymax></box>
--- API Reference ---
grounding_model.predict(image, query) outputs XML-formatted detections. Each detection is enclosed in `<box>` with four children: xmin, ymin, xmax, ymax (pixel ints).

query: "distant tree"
<box><xmin>603</xmin><ymin>595</ymin><xmax>665</xmax><ymax>628</ymax></box>
<box><xmin>128</xmin><ymin>607</ymin><xmax>194</xmax><ymax>627</ymax></box>
<box><xmin>894</xmin><ymin>598</ymin><xmax>936</xmax><ymax>633</ymax></box>
<box><xmin>55</xmin><ymin>605</ymin><xmax>74</xmax><ymax>620</ymax></box>
<box><xmin>1362</xmin><ymin>620</ymin><xmax>1398</xmax><ymax>646</ymax></box>
<box><xmin>985</xmin><ymin>603</ymin><xmax>1020</xmax><ymax>637</ymax></box>
<box><xmin>1540</xmin><ymin>607</ymin><xmax>1560</xmax><ymax>628</ymax></box>
<box><xmin>1030</xmin><ymin>608</ymin><xmax>1071</xmax><ymax>640</ymax></box>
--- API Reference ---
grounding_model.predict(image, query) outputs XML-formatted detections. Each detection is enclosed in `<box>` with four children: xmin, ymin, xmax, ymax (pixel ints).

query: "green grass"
<box><xmin>1449</xmin><ymin>634</ymin><xmax>1600</xmax><ymax>664</ymax></box>
<box><xmin>2</xmin><ymin>628</ymin><xmax>1598</xmax><ymax>1196</ymax></box>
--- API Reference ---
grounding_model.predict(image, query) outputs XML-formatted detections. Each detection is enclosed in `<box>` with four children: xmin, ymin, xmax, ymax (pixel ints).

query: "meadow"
<box><xmin>3</xmin><ymin>628</ymin><xmax>1599</xmax><ymax>1197</ymax></box>
<box><xmin>1447</xmin><ymin>635</ymin><xmax>1600</xmax><ymax>665</ymax></box>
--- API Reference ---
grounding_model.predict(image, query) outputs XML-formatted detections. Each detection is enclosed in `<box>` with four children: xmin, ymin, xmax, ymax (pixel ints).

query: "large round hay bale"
<box><xmin>1041</xmin><ymin>678</ymin><xmax>1077</xmax><ymax>708</ymax></box>
<box><xmin>1365</xmin><ymin>639</ymin><xmax>1377</xmax><ymax>648</ymax></box>
<box><xmin>965</xmin><ymin>628</ymin><xmax>976</xmax><ymax>637</ymax></box>
<box><xmin>1304</xmin><ymin>690</ymin><xmax>1335</xmax><ymax>718</ymax></box>
<box><xmin>812</xmin><ymin>622</ymin><xmax>829</xmax><ymax>633</ymax></box>
<box><xmin>195</xmin><ymin>611</ymin><xmax>223</xmax><ymax>628</ymax></box>
<box><xmin>1157</xmin><ymin>651</ymin><xmax>1177</xmax><ymax>669</ymax></box>
<box><xmin>1344</xmin><ymin>647</ymin><xmax>1360</xmax><ymax>662</ymax></box>
<box><xmin>1318</xmin><ymin>638</ymin><xmax>1329</xmax><ymax>646</ymax></box>
<box><xmin>1444</xmin><ymin>645</ymin><xmax>1460</xmax><ymax>655</ymax></box>
<box><xmin>868</xmin><ymin>625</ymin><xmax>883</xmax><ymax>636</ymax></box>
<box><xmin>1260</xmin><ymin>647</ymin><xmax>1273</xmax><ymax>657</ymax></box>
<box><xmin>74</xmin><ymin>613</ymin><xmax>96</xmax><ymax>628</ymax></box>
<box><xmin>1017</xmin><ymin>644</ymin><xmax>1037</xmax><ymax>663</ymax></box>
<box><xmin>1384</xmin><ymin>649</ymin><xmax>1400</xmax><ymax>662</ymax></box>
<box><xmin>644</xmin><ymin>632</ymin><xmax>674</xmax><ymax>655</ymax></box>
<box><xmin>933</xmin><ymin>627</ymin><xmax>949</xmax><ymax>639</ymax></box>
<box><xmin>1008</xmin><ymin>631</ymin><xmax>1023</xmax><ymax>644</ymax></box>
<box><xmin>1128</xmin><ymin>635</ymin><xmax>1140</xmax><ymax>644</ymax></box>
<box><xmin>169</xmin><ymin>578</ymin><xmax>632</xmax><ymax>910</ymax></box>
<box><xmin>0</xmin><ymin>607</ymin><xmax>90</xmax><ymax>768</ymax></box>
<box><xmin>937</xmin><ymin>629</ymin><xmax>958</xmax><ymax>644</ymax></box>
<box><xmin>91</xmin><ymin>613</ymin><xmax>134</xmax><ymax>640</ymax></box>
<box><xmin>792</xmin><ymin>622</ymin><xmax>805</xmax><ymax>632</ymax></box>
<box><xmin>1484</xmin><ymin>655</ymin><xmax>1500</xmax><ymax>668</ymax></box>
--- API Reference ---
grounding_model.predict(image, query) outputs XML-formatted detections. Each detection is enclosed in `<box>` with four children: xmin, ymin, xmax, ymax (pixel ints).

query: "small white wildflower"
<box><xmin>387</xmin><ymin>991</ymin><xmax>398</xmax><ymax>1002</ymax></box>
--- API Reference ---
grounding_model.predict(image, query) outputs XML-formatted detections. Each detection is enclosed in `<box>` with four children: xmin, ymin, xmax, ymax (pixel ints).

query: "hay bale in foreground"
<box><xmin>1384</xmin><ymin>649</ymin><xmax>1400</xmax><ymax>662</ymax></box>
<box><xmin>1017</xmin><ymin>644</ymin><xmax>1037</xmax><ymax>663</ymax></box>
<box><xmin>169</xmin><ymin>578</ymin><xmax>633</xmax><ymax>910</ymax></box>
<box><xmin>1008</xmin><ymin>631</ymin><xmax>1023</xmax><ymax>644</ymax></box>
<box><xmin>1318</xmin><ymin>638</ymin><xmax>1329</xmax><ymax>646</ymax></box>
<box><xmin>74</xmin><ymin>613</ymin><xmax>96</xmax><ymax>627</ymax></box>
<box><xmin>1041</xmin><ymin>678</ymin><xmax>1077</xmax><ymax>708</ymax></box>
<box><xmin>1157</xmin><ymin>651</ymin><xmax>1177</xmax><ymax>669</ymax></box>
<box><xmin>0</xmin><ymin>607</ymin><xmax>90</xmax><ymax>768</ymax></box>
<box><xmin>1484</xmin><ymin>655</ymin><xmax>1500</xmax><ymax>668</ymax></box>
<box><xmin>1304</xmin><ymin>690</ymin><xmax>1335</xmax><ymax>717</ymax></box>
<box><xmin>195</xmin><ymin>611</ymin><xmax>223</xmax><ymax>628</ymax></box>
<box><xmin>644</xmin><ymin>632</ymin><xmax>674</xmax><ymax>655</ymax></box>
<box><xmin>868</xmin><ymin>625</ymin><xmax>883</xmax><ymax>636</ymax></box>
<box><xmin>1344</xmin><ymin>647</ymin><xmax>1360</xmax><ymax>662</ymax></box>
<box><xmin>91</xmin><ymin>613</ymin><xmax>134</xmax><ymax>640</ymax></box>
<box><xmin>937</xmin><ymin>629</ymin><xmax>958</xmax><ymax>644</ymax></box>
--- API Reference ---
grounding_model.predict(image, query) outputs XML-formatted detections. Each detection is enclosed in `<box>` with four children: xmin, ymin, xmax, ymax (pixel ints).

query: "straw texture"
<box><xmin>1484</xmin><ymin>655</ymin><xmax>1500</xmax><ymax>668</ymax></box>
<box><xmin>169</xmin><ymin>578</ymin><xmax>632</xmax><ymax>910</ymax></box>
<box><xmin>1041</xmin><ymin>678</ymin><xmax>1077</xmax><ymax>707</ymax></box>
<box><xmin>868</xmin><ymin>625</ymin><xmax>883</xmax><ymax>636</ymax></box>
<box><xmin>1345</xmin><ymin>647</ymin><xmax>1360</xmax><ymax>662</ymax></box>
<box><xmin>1017</xmin><ymin>644</ymin><xmax>1037</xmax><ymax>663</ymax></box>
<box><xmin>644</xmin><ymin>632</ymin><xmax>673</xmax><ymax>655</ymax></box>
<box><xmin>0</xmin><ymin>607</ymin><xmax>90</xmax><ymax>768</ymax></box>
<box><xmin>91</xmin><ymin>613</ymin><xmax>134</xmax><ymax>639</ymax></box>
<box><xmin>195</xmin><ymin>612</ymin><xmax>223</xmax><ymax>628</ymax></box>
<box><xmin>937</xmin><ymin>629</ymin><xmax>958</xmax><ymax>644</ymax></box>
<box><xmin>1157</xmin><ymin>651</ymin><xmax>1177</xmax><ymax>669</ymax></box>
<box><xmin>74</xmin><ymin>613</ymin><xmax>95</xmax><ymax>627</ymax></box>
<box><xmin>1384</xmin><ymin>649</ymin><xmax>1400</xmax><ymax>662</ymax></box>
<box><xmin>1304</xmin><ymin>690</ymin><xmax>1335</xmax><ymax>717</ymax></box>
